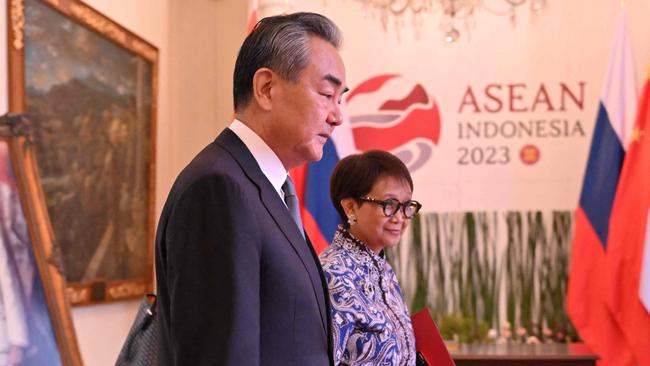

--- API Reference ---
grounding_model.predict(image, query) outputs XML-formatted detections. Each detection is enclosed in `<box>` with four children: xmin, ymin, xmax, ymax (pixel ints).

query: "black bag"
<box><xmin>115</xmin><ymin>294</ymin><xmax>160</xmax><ymax>366</ymax></box>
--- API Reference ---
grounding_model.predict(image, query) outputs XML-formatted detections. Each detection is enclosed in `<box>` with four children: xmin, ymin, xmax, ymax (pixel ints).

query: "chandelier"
<box><xmin>354</xmin><ymin>0</ymin><xmax>547</xmax><ymax>43</ymax></box>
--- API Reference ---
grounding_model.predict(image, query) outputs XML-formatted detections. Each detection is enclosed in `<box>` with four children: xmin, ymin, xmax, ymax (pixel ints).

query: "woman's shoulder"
<box><xmin>320</xmin><ymin>244</ymin><xmax>353</xmax><ymax>272</ymax></box>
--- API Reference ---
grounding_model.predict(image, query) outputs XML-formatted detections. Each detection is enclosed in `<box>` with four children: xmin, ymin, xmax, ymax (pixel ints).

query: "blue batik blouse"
<box><xmin>320</xmin><ymin>226</ymin><xmax>416</xmax><ymax>366</ymax></box>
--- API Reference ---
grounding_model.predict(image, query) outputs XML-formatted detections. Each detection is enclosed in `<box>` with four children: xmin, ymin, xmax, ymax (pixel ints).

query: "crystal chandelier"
<box><xmin>354</xmin><ymin>0</ymin><xmax>547</xmax><ymax>43</ymax></box>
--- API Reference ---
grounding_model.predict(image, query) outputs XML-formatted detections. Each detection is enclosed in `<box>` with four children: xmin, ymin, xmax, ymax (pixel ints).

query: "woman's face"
<box><xmin>343</xmin><ymin>175</ymin><xmax>413</xmax><ymax>253</ymax></box>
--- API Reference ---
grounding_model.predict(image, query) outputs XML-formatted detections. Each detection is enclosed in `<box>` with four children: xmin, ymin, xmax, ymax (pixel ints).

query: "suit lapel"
<box><xmin>216</xmin><ymin>129</ymin><xmax>328</xmax><ymax>334</ymax></box>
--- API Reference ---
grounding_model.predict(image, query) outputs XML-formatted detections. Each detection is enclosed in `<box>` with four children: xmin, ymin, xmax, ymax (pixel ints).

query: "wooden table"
<box><xmin>450</xmin><ymin>343</ymin><xmax>597</xmax><ymax>366</ymax></box>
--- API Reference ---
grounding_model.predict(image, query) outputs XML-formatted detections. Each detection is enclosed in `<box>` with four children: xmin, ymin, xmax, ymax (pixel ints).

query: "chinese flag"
<box><xmin>606</xmin><ymin>70</ymin><xmax>650</xmax><ymax>365</ymax></box>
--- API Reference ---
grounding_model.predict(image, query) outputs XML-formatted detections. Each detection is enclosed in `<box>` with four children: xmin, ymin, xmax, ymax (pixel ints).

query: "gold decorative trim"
<box><xmin>106</xmin><ymin>282</ymin><xmax>147</xmax><ymax>300</ymax></box>
<box><xmin>67</xmin><ymin>2</ymin><xmax>157</xmax><ymax>62</ymax></box>
<box><xmin>66</xmin><ymin>286</ymin><xmax>90</xmax><ymax>305</ymax></box>
<box><xmin>66</xmin><ymin>280</ymin><xmax>149</xmax><ymax>305</ymax></box>
<box><xmin>10</xmin><ymin>0</ymin><xmax>25</xmax><ymax>50</ymax></box>
<box><xmin>41</xmin><ymin>0</ymin><xmax>60</xmax><ymax>7</ymax></box>
<box><xmin>69</xmin><ymin>2</ymin><xmax>128</xmax><ymax>45</ymax></box>
<box><xmin>131</xmin><ymin>39</ymin><xmax>158</xmax><ymax>62</ymax></box>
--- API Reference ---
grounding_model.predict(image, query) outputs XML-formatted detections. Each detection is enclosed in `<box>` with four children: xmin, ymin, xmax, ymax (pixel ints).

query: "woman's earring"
<box><xmin>347</xmin><ymin>215</ymin><xmax>357</xmax><ymax>226</ymax></box>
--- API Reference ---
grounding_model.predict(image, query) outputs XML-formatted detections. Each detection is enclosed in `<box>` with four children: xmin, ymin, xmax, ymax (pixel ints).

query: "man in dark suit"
<box><xmin>155</xmin><ymin>12</ymin><xmax>348</xmax><ymax>365</ymax></box>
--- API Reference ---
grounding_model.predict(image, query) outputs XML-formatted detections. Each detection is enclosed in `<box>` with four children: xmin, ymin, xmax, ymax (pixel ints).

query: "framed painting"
<box><xmin>0</xmin><ymin>114</ymin><xmax>82</xmax><ymax>366</ymax></box>
<box><xmin>7</xmin><ymin>0</ymin><xmax>158</xmax><ymax>305</ymax></box>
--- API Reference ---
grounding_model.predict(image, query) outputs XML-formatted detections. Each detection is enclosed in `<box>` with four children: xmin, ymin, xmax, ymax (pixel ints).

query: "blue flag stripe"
<box><xmin>579</xmin><ymin>102</ymin><xmax>625</xmax><ymax>249</ymax></box>
<box><xmin>305</xmin><ymin>138</ymin><xmax>341</xmax><ymax>242</ymax></box>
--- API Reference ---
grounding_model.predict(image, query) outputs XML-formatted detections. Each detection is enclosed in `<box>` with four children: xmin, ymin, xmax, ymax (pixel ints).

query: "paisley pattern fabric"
<box><xmin>320</xmin><ymin>226</ymin><xmax>416</xmax><ymax>366</ymax></box>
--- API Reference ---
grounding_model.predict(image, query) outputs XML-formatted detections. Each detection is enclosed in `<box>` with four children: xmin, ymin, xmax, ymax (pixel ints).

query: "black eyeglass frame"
<box><xmin>357</xmin><ymin>196</ymin><xmax>422</xmax><ymax>219</ymax></box>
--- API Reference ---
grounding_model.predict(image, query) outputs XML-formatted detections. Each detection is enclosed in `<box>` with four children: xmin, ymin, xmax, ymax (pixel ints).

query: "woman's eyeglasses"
<box><xmin>358</xmin><ymin>197</ymin><xmax>422</xmax><ymax>219</ymax></box>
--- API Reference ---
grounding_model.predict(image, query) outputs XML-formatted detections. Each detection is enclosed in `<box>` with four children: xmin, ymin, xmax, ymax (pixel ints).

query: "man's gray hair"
<box><xmin>233</xmin><ymin>12</ymin><xmax>342</xmax><ymax>111</ymax></box>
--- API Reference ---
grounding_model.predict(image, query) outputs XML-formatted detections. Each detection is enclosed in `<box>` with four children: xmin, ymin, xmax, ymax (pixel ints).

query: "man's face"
<box><xmin>267</xmin><ymin>36</ymin><xmax>347</xmax><ymax>169</ymax></box>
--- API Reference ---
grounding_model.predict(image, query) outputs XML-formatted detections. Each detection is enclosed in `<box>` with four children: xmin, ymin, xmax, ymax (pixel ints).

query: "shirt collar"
<box><xmin>333</xmin><ymin>225</ymin><xmax>387</xmax><ymax>268</ymax></box>
<box><xmin>229</xmin><ymin>119</ymin><xmax>287</xmax><ymax>198</ymax></box>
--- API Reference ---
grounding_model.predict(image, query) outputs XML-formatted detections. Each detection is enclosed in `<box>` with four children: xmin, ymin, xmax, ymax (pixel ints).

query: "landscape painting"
<box><xmin>8</xmin><ymin>0</ymin><xmax>159</xmax><ymax>305</ymax></box>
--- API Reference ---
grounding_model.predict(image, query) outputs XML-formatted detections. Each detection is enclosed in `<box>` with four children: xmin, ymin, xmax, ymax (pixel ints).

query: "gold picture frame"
<box><xmin>7</xmin><ymin>0</ymin><xmax>158</xmax><ymax>305</ymax></box>
<box><xmin>0</xmin><ymin>114</ymin><xmax>82</xmax><ymax>366</ymax></box>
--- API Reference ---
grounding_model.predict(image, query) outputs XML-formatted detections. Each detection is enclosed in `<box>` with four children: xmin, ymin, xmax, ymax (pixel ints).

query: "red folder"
<box><xmin>411</xmin><ymin>308</ymin><xmax>456</xmax><ymax>366</ymax></box>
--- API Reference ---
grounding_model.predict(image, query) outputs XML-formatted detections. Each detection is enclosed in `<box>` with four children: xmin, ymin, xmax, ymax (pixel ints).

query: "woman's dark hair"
<box><xmin>330</xmin><ymin>150</ymin><xmax>413</xmax><ymax>227</ymax></box>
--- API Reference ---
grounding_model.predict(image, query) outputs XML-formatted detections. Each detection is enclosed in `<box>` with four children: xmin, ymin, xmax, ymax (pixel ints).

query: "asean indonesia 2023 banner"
<box><xmin>276</xmin><ymin>0</ymin><xmax>650</xmax><ymax>345</ymax></box>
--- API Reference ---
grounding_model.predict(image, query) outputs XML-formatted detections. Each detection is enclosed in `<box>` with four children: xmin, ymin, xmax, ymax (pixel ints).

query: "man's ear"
<box><xmin>252</xmin><ymin>67</ymin><xmax>274</xmax><ymax>111</ymax></box>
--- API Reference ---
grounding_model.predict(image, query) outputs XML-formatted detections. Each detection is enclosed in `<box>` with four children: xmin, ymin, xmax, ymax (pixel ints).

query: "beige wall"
<box><xmin>74</xmin><ymin>1</ymin><xmax>246</xmax><ymax>365</ymax></box>
<box><xmin>0</xmin><ymin>0</ymin><xmax>246</xmax><ymax>365</ymax></box>
<box><xmin>168</xmin><ymin>0</ymin><xmax>245</xmax><ymax>170</ymax></box>
<box><xmin>68</xmin><ymin>1</ymin><xmax>169</xmax><ymax>365</ymax></box>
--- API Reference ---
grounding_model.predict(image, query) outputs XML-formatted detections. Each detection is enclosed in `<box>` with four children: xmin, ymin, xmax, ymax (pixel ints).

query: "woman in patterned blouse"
<box><xmin>320</xmin><ymin>150</ymin><xmax>422</xmax><ymax>366</ymax></box>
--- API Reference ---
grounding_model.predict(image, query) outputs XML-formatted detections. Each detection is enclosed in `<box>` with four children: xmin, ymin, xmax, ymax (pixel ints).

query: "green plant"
<box><xmin>410</xmin><ymin>214</ymin><xmax>428</xmax><ymax>312</ymax></box>
<box><xmin>438</xmin><ymin>313</ymin><xmax>489</xmax><ymax>343</ymax></box>
<box><xmin>387</xmin><ymin>209</ymin><xmax>577</xmax><ymax>344</ymax></box>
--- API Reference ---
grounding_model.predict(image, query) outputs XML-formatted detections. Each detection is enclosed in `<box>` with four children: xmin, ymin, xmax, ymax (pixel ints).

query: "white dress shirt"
<box><xmin>229</xmin><ymin>119</ymin><xmax>288</xmax><ymax>201</ymax></box>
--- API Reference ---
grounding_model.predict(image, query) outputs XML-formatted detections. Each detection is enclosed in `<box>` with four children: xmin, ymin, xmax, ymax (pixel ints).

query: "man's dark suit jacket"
<box><xmin>155</xmin><ymin>128</ymin><xmax>333</xmax><ymax>365</ymax></box>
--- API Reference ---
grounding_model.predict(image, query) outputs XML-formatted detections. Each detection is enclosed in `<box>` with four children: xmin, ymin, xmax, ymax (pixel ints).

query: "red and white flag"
<box><xmin>247</xmin><ymin>0</ymin><xmax>259</xmax><ymax>34</ymax></box>
<box><xmin>606</xmin><ymin>65</ymin><xmax>650</xmax><ymax>366</ymax></box>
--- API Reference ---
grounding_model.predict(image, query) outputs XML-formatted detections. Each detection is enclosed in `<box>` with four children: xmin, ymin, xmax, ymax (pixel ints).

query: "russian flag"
<box><xmin>566</xmin><ymin>9</ymin><xmax>637</xmax><ymax>365</ymax></box>
<box><xmin>605</xmin><ymin>69</ymin><xmax>650</xmax><ymax>365</ymax></box>
<box><xmin>292</xmin><ymin>106</ymin><xmax>357</xmax><ymax>253</ymax></box>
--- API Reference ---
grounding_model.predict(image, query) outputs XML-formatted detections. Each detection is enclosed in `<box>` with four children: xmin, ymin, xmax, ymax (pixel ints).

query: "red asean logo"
<box><xmin>519</xmin><ymin>144</ymin><xmax>540</xmax><ymax>165</ymax></box>
<box><xmin>346</xmin><ymin>74</ymin><xmax>441</xmax><ymax>172</ymax></box>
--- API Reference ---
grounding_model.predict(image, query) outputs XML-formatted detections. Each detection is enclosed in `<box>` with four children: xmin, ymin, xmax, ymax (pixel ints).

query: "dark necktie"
<box><xmin>282</xmin><ymin>176</ymin><xmax>305</xmax><ymax>238</ymax></box>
